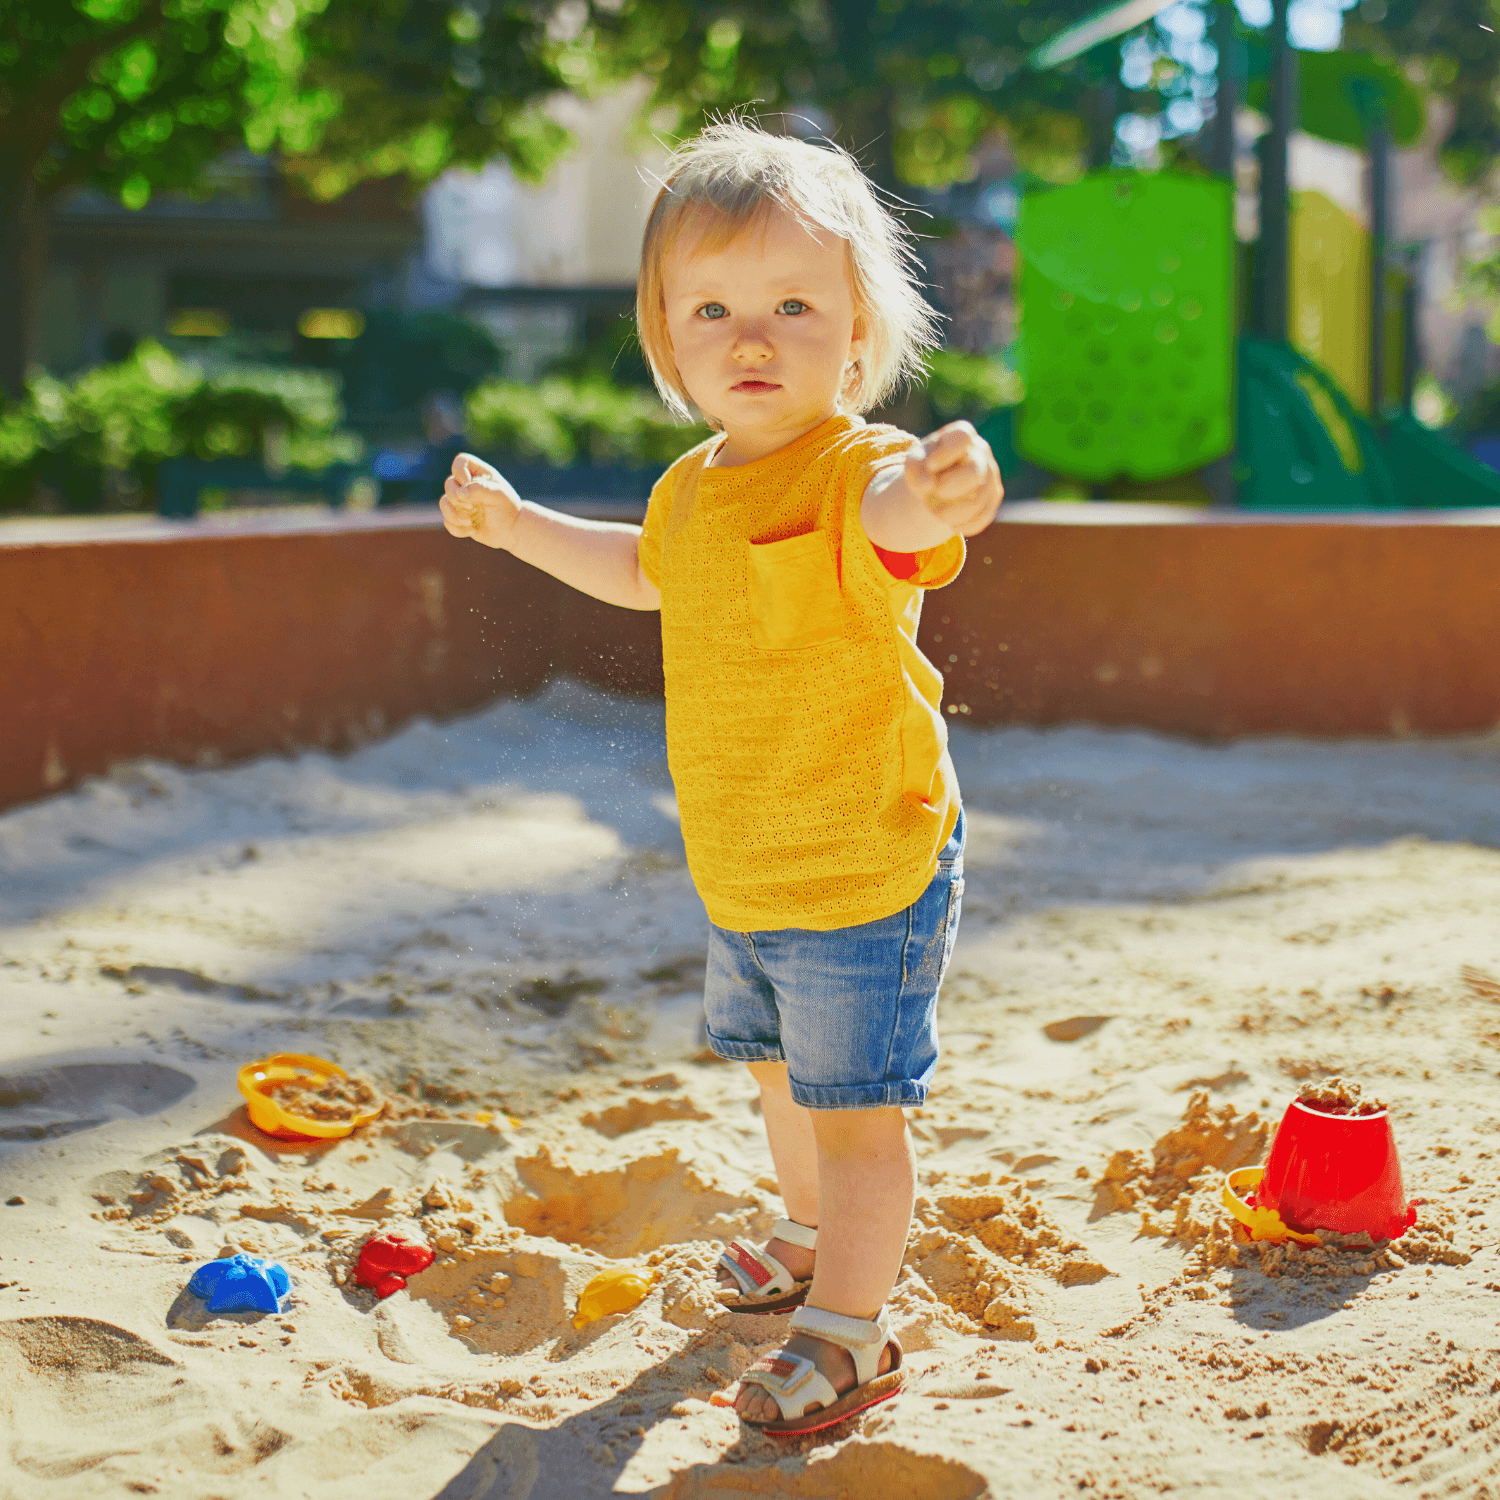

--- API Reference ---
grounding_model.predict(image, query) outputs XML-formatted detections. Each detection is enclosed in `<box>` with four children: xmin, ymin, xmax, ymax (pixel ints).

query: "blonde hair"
<box><xmin>636</xmin><ymin>119</ymin><xmax>941</xmax><ymax>422</ymax></box>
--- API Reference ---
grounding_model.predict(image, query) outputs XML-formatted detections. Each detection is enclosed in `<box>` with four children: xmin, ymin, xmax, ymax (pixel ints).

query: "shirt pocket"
<box><xmin>745</xmin><ymin>530</ymin><xmax>847</xmax><ymax>651</ymax></box>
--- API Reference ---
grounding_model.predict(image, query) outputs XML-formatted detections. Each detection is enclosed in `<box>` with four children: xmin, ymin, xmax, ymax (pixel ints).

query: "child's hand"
<box><xmin>439</xmin><ymin>453</ymin><xmax>524</xmax><ymax>550</ymax></box>
<box><xmin>902</xmin><ymin>421</ymin><xmax>1003</xmax><ymax>537</ymax></box>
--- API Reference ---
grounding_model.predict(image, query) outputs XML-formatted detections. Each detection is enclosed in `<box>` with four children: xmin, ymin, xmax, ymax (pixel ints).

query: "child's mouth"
<box><xmin>732</xmin><ymin>380</ymin><xmax>781</xmax><ymax>393</ymax></box>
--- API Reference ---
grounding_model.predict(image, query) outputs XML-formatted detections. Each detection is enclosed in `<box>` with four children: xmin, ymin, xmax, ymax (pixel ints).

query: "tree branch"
<box><xmin>9</xmin><ymin>0</ymin><xmax>171</xmax><ymax>178</ymax></box>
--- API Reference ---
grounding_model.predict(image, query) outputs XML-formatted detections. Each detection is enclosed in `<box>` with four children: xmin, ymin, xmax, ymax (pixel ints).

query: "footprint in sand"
<box><xmin>580</xmin><ymin>1095</ymin><xmax>711</xmax><ymax>1139</ymax></box>
<box><xmin>398</xmin><ymin>1242</ymin><xmax>601</xmax><ymax>1359</ymax></box>
<box><xmin>0</xmin><ymin>1060</ymin><xmax>195</xmax><ymax>1142</ymax></box>
<box><xmin>502</xmin><ymin>1146</ymin><xmax>758</xmax><ymax>1257</ymax></box>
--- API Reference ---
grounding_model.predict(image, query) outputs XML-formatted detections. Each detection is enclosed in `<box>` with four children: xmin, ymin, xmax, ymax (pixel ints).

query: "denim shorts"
<box><xmin>702</xmin><ymin>808</ymin><xmax>965</xmax><ymax>1109</ymax></box>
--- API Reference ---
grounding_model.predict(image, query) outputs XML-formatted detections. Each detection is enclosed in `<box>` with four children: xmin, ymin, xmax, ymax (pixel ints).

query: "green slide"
<box><xmin>1238</xmin><ymin>339</ymin><xmax>1500</xmax><ymax>510</ymax></box>
<box><xmin>1381</xmin><ymin>412</ymin><xmax>1500</xmax><ymax>510</ymax></box>
<box><xmin>1236</xmin><ymin>337</ymin><xmax>1398</xmax><ymax>510</ymax></box>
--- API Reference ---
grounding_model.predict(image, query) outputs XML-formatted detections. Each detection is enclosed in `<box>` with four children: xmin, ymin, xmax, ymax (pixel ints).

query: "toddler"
<box><xmin>441</xmin><ymin>120</ymin><xmax>1002</xmax><ymax>1435</ymax></box>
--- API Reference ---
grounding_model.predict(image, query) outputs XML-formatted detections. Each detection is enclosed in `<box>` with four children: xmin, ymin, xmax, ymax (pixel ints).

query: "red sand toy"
<box><xmin>1225</xmin><ymin>1083</ymin><xmax>1417</xmax><ymax>1243</ymax></box>
<box><xmin>355</xmin><ymin>1231</ymin><xmax>435</xmax><ymax>1299</ymax></box>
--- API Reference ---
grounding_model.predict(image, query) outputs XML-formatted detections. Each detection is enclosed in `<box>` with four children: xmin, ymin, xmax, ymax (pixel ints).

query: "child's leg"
<box><xmin>717</xmin><ymin>1060</ymin><xmax>818</xmax><ymax>1288</ymax></box>
<box><xmin>751</xmin><ymin>1060</ymin><xmax>819</xmax><ymax>1228</ymax></box>
<box><xmin>807</xmin><ymin>1105</ymin><xmax>915</xmax><ymax>1315</ymax></box>
<box><xmin>727</xmin><ymin>810</ymin><xmax>964</xmax><ymax>1423</ymax></box>
<box><xmin>732</xmin><ymin>1105</ymin><xmax>910</xmax><ymax>1422</ymax></box>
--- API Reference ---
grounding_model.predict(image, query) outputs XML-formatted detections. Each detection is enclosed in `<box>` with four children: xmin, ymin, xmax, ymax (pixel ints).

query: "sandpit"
<box><xmin>1</xmin><ymin>680</ymin><xmax>1497</xmax><ymax>1498</ymax></box>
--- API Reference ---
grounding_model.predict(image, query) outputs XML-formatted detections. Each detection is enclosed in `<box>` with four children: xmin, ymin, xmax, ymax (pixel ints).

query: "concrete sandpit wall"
<box><xmin>4</xmin><ymin>501</ymin><xmax>1500</xmax><ymax>814</ymax></box>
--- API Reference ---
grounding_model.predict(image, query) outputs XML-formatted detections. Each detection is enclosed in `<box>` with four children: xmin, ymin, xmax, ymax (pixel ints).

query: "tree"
<box><xmin>277</xmin><ymin>0</ymin><xmax>612</xmax><ymax>200</ymax></box>
<box><xmin>604</xmin><ymin>0</ymin><xmax>1110</xmax><ymax>193</ymax></box>
<box><xmin>0</xmin><ymin>0</ymin><xmax>628</xmax><ymax>398</ymax></box>
<box><xmin>0</xmin><ymin>0</ymin><xmax>325</xmax><ymax>395</ymax></box>
<box><xmin>1344</xmin><ymin>0</ymin><xmax>1500</xmax><ymax>184</ymax></box>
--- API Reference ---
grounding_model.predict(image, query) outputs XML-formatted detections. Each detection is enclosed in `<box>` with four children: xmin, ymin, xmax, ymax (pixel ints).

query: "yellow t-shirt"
<box><xmin>638</xmin><ymin>413</ymin><xmax>964</xmax><ymax>932</ymax></box>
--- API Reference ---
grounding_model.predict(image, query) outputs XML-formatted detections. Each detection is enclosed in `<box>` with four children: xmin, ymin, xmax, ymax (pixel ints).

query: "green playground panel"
<box><xmin>1014</xmin><ymin>171</ymin><xmax>1235</xmax><ymax>482</ymax></box>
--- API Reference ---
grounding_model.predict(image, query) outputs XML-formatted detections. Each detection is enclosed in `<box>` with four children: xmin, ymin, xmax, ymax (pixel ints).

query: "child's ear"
<box><xmin>843</xmin><ymin>314</ymin><xmax>870</xmax><ymax>406</ymax></box>
<box><xmin>849</xmin><ymin>311</ymin><xmax>869</xmax><ymax>360</ymax></box>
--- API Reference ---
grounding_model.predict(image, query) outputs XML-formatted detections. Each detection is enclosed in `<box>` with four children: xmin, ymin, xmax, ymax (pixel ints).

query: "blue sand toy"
<box><xmin>187</xmin><ymin>1253</ymin><xmax>291</xmax><ymax>1314</ymax></box>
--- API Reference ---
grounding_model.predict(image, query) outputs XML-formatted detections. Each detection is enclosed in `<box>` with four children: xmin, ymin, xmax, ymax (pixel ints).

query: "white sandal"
<box><xmin>717</xmin><ymin>1218</ymin><xmax>816</xmax><ymax>1313</ymax></box>
<box><xmin>737</xmin><ymin>1304</ymin><xmax>905</xmax><ymax>1436</ymax></box>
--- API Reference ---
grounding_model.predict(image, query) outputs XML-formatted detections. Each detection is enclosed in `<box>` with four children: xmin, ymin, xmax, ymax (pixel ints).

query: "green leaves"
<box><xmin>925</xmin><ymin>349</ymin><xmax>1023</xmax><ymax>422</ymax></box>
<box><xmin>277</xmin><ymin>0</ymin><xmax>617</xmax><ymax>198</ymax></box>
<box><xmin>1</xmin><ymin>0</ymin><xmax>332</xmax><ymax>209</ymax></box>
<box><xmin>77</xmin><ymin>0</ymin><xmax>145</xmax><ymax>20</ymax></box>
<box><xmin>465</xmin><ymin>375</ymin><xmax>708</xmax><ymax>468</ymax></box>
<box><xmin>0</xmin><ymin>341</ymin><xmax>356</xmax><ymax>507</ymax></box>
<box><xmin>97</xmin><ymin>36</ymin><xmax>158</xmax><ymax>100</ymax></box>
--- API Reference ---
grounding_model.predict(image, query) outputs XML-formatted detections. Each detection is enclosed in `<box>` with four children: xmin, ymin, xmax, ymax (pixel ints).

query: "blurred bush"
<box><xmin>333</xmin><ymin>310</ymin><xmax>503</xmax><ymax>427</ymax></box>
<box><xmin>465</xmin><ymin>375</ymin><xmax>709</xmax><ymax>469</ymax></box>
<box><xmin>463</xmin><ymin>354</ymin><xmax>1022</xmax><ymax>475</ymax></box>
<box><xmin>0</xmin><ymin>343</ymin><xmax>360</xmax><ymax>511</ymax></box>
<box><xmin>924</xmin><ymin>349</ymin><xmax>1023</xmax><ymax>424</ymax></box>
<box><xmin>0</xmin><ymin>344</ymin><xmax>1028</xmax><ymax>512</ymax></box>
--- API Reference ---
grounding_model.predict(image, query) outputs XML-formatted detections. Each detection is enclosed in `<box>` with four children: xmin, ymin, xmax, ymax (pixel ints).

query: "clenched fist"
<box><xmin>902</xmin><ymin>420</ymin><xmax>1003</xmax><ymax>537</ymax></box>
<box><xmin>439</xmin><ymin>453</ymin><xmax>524</xmax><ymax>550</ymax></box>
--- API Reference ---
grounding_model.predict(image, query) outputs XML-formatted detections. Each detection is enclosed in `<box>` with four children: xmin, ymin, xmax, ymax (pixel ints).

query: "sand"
<box><xmin>1</xmin><ymin>679</ymin><xmax>1498</xmax><ymax>1499</ymax></box>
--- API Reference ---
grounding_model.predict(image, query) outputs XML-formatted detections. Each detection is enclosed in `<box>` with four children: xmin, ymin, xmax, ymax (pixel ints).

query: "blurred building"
<box><xmin>43</xmin><ymin>152</ymin><xmax>420</xmax><ymax>370</ymax></box>
<box><xmin>425</xmin><ymin>86</ymin><xmax>665</xmax><ymax>381</ymax></box>
<box><xmin>41</xmin><ymin>85</ymin><xmax>665</xmax><ymax>405</ymax></box>
<box><xmin>1392</xmin><ymin>99</ymin><xmax>1500</xmax><ymax>402</ymax></box>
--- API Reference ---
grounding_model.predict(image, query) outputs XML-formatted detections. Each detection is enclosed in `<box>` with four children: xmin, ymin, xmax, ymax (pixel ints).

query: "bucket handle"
<box><xmin>1222</xmin><ymin>1167</ymin><xmax>1322</xmax><ymax>1246</ymax></box>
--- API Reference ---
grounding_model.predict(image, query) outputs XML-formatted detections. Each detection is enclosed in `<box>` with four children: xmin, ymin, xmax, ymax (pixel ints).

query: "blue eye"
<box><xmin>779</xmin><ymin>300</ymin><xmax>808</xmax><ymax>315</ymax></box>
<box><xmin>697</xmin><ymin>303</ymin><xmax>728</xmax><ymax>319</ymax></box>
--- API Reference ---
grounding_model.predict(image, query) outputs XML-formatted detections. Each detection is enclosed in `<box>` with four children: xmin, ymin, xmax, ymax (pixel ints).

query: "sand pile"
<box><xmin>898</xmin><ymin>1170</ymin><xmax>1112</xmax><ymax>1342</ymax></box>
<box><xmin>1090</xmin><ymin>1090</ymin><xmax>1269</xmax><ymax>1228</ymax></box>
<box><xmin>3</xmin><ymin>685</ymin><xmax>1500</xmax><ymax>1496</ymax></box>
<box><xmin>1295</xmin><ymin>1076</ymin><xmax>1385</xmax><ymax>1116</ymax></box>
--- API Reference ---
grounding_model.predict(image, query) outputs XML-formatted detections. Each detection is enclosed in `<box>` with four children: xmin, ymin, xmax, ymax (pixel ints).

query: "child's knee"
<box><xmin>746</xmin><ymin>1058</ymin><xmax>791</xmax><ymax>1093</ymax></box>
<box><xmin>811</xmin><ymin>1104</ymin><xmax>909</xmax><ymax>1154</ymax></box>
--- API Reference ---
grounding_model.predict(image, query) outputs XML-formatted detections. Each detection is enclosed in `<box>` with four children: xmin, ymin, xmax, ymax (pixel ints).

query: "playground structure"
<box><xmin>1015</xmin><ymin>0</ymin><xmax>1500</xmax><ymax>510</ymax></box>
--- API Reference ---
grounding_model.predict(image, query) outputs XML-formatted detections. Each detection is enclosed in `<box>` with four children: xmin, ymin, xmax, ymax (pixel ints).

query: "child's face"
<box><xmin>663</xmin><ymin>204</ymin><xmax>867</xmax><ymax>456</ymax></box>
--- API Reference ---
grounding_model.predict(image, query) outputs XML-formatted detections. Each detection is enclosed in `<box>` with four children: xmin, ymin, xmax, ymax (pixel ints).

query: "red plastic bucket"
<box><xmin>1252</xmin><ymin>1098</ymin><xmax>1416</xmax><ymax>1240</ymax></box>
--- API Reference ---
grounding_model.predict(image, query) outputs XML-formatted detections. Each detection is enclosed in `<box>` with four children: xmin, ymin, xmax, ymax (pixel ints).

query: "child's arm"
<box><xmin>439</xmin><ymin>454</ymin><xmax>660</xmax><ymax>612</ymax></box>
<box><xmin>860</xmin><ymin>420</ymin><xmax>1003</xmax><ymax>553</ymax></box>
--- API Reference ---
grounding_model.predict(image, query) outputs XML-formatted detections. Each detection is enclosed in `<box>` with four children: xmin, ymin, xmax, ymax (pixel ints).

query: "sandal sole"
<box><xmin>754</xmin><ymin>1370</ymin><xmax>906</xmax><ymax>1437</ymax></box>
<box><xmin>722</xmin><ymin>1284</ymin><xmax>809</xmax><ymax>1315</ymax></box>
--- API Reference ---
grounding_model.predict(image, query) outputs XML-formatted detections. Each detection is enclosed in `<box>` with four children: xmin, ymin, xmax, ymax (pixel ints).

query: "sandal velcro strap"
<box><xmin>718</xmin><ymin>1240</ymin><xmax>793</xmax><ymax>1298</ymax></box>
<box><xmin>771</xmin><ymin>1217</ymin><xmax>818</xmax><ymax>1250</ymax></box>
<box><xmin>739</xmin><ymin>1351</ymin><xmax>839</xmax><ymax>1419</ymax></box>
<box><xmin>788</xmin><ymin>1304</ymin><xmax>889</xmax><ymax>1351</ymax></box>
<box><xmin>788</xmin><ymin>1305</ymin><xmax>893</xmax><ymax>1384</ymax></box>
<box><xmin>739</xmin><ymin>1314</ymin><xmax>907</xmax><ymax>1434</ymax></box>
<box><xmin>744</xmin><ymin>1352</ymin><xmax>815</xmax><ymax>1398</ymax></box>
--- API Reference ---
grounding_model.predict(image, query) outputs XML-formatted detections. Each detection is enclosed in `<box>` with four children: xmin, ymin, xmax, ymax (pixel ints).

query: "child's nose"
<box><xmin>732</xmin><ymin>321</ymin><xmax>773</xmax><ymax>359</ymax></box>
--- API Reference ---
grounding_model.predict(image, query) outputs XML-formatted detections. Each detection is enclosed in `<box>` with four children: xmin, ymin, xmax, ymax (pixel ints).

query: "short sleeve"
<box><xmin>904</xmin><ymin>534</ymin><xmax>965</xmax><ymax>589</ymax></box>
<box><xmin>845</xmin><ymin>438</ymin><xmax>967</xmax><ymax>592</ymax></box>
<box><xmin>637</xmin><ymin>472</ymin><xmax>670</xmax><ymax>587</ymax></box>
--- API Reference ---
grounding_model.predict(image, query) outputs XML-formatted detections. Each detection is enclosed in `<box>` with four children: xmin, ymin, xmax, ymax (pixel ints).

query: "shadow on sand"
<box><xmin>429</xmin><ymin>1341</ymin><xmax>990</xmax><ymax>1500</ymax></box>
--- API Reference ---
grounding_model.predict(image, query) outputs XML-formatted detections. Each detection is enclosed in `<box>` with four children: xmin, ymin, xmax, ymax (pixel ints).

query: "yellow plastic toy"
<box><xmin>573</xmin><ymin>1267</ymin><xmax>655</xmax><ymax>1328</ymax></box>
<box><xmin>1222</xmin><ymin>1166</ymin><xmax>1322</xmax><ymax>1246</ymax></box>
<box><xmin>237</xmin><ymin>1053</ymin><xmax>381</xmax><ymax>1141</ymax></box>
